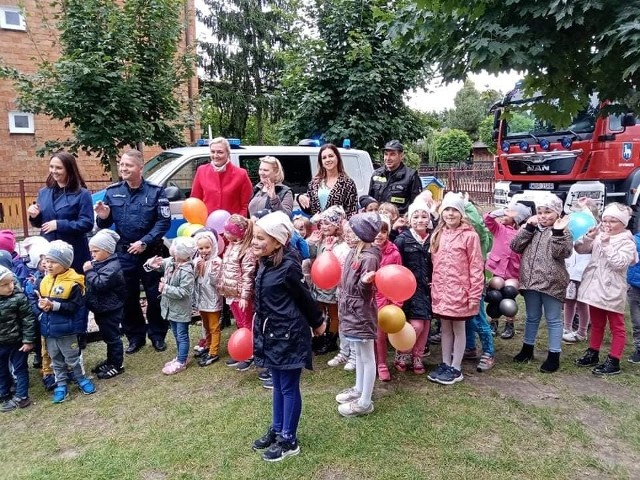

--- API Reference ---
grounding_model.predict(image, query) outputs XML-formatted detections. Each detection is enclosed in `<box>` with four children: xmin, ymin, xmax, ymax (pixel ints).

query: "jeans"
<box><xmin>628</xmin><ymin>286</ymin><xmax>640</xmax><ymax>350</ymax></box>
<box><xmin>465</xmin><ymin>296</ymin><xmax>495</xmax><ymax>356</ymax></box>
<box><xmin>94</xmin><ymin>308</ymin><xmax>124</xmax><ymax>368</ymax></box>
<box><xmin>170</xmin><ymin>321</ymin><xmax>190</xmax><ymax>364</ymax></box>
<box><xmin>522</xmin><ymin>290</ymin><xmax>563</xmax><ymax>353</ymax></box>
<box><xmin>0</xmin><ymin>344</ymin><xmax>29</xmax><ymax>399</ymax></box>
<box><xmin>271</xmin><ymin>368</ymin><xmax>303</xmax><ymax>442</ymax></box>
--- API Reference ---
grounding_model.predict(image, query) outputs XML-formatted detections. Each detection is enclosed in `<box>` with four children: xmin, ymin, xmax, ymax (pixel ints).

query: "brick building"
<box><xmin>0</xmin><ymin>0</ymin><xmax>197</xmax><ymax>232</ymax></box>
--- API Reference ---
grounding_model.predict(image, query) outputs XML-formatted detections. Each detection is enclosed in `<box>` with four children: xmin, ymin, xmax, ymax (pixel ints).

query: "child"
<box><xmin>510</xmin><ymin>194</ymin><xmax>573</xmax><ymax>373</ymax></box>
<box><xmin>628</xmin><ymin>230</ymin><xmax>640</xmax><ymax>364</ymax></box>
<box><xmin>307</xmin><ymin>206</ymin><xmax>349</xmax><ymax>356</ymax></box>
<box><xmin>378</xmin><ymin>202</ymin><xmax>404</xmax><ymax>242</ymax></box>
<box><xmin>251</xmin><ymin>211</ymin><xmax>324</xmax><ymax>462</ymax></box>
<box><xmin>0</xmin><ymin>230</ymin><xmax>29</xmax><ymax>286</ymax></box>
<box><xmin>39</xmin><ymin>240</ymin><xmax>95</xmax><ymax>402</ymax></box>
<box><xmin>335</xmin><ymin>213</ymin><xmax>381</xmax><ymax>417</ymax></box>
<box><xmin>574</xmin><ymin>203</ymin><xmax>637</xmax><ymax>375</ymax></box>
<box><xmin>217</xmin><ymin>214</ymin><xmax>257</xmax><ymax>371</ymax></box>
<box><xmin>427</xmin><ymin>193</ymin><xmax>484</xmax><ymax>385</ymax></box>
<box><xmin>145</xmin><ymin>237</ymin><xmax>197</xmax><ymax>375</ymax></box>
<box><xmin>292</xmin><ymin>215</ymin><xmax>313</xmax><ymax>239</ymax></box>
<box><xmin>374</xmin><ymin>215</ymin><xmax>402</xmax><ymax>381</ymax></box>
<box><xmin>193</xmin><ymin>231</ymin><xmax>223</xmax><ymax>367</ymax></box>
<box><xmin>484</xmin><ymin>203</ymin><xmax>531</xmax><ymax>338</ymax></box>
<box><xmin>83</xmin><ymin>229</ymin><xmax>126</xmax><ymax>379</ymax></box>
<box><xmin>0</xmin><ymin>265</ymin><xmax>36</xmax><ymax>412</ymax></box>
<box><xmin>393</xmin><ymin>201</ymin><xmax>433</xmax><ymax>375</ymax></box>
<box><xmin>359</xmin><ymin>195</ymin><xmax>380</xmax><ymax>213</ymax></box>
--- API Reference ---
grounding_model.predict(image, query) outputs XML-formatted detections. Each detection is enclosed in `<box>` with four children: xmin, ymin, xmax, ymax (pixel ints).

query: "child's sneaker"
<box><xmin>327</xmin><ymin>353</ymin><xmax>347</xmax><ymax>367</ymax></box>
<box><xmin>434</xmin><ymin>365</ymin><xmax>464</xmax><ymax>385</ymax></box>
<box><xmin>236</xmin><ymin>358</ymin><xmax>254</xmax><ymax>372</ymax></box>
<box><xmin>1</xmin><ymin>396</ymin><xmax>31</xmax><ymax>412</ymax></box>
<box><xmin>412</xmin><ymin>357</ymin><xmax>426</xmax><ymax>375</ymax></box>
<box><xmin>225</xmin><ymin>358</ymin><xmax>240</xmax><ymax>368</ymax></box>
<box><xmin>97</xmin><ymin>365</ymin><xmax>125</xmax><ymax>380</ymax></box>
<box><xmin>335</xmin><ymin>387</ymin><xmax>361</xmax><ymax>404</ymax></box>
<box><xmin>476</xmin><ymin>354</ymin><xmax>495</xmax><ymax>372</ymax></box>
<box><xmin>194</xmin><ymin>338</ymin><xmax>206</xmax><ymax>352</ymax></box>
<box><xmin>338</xmin><ymin>400</ymin><xmax>374</xmax><ymax>417</ymax></box>
<box><xmin>563</xmin><ymin>330</ymin><xmax>586</xmax><ymax>343</ymax></box>
<box><xmin>77</xmin><ymin>378</ymin><xmax>96</xmax><ymax>395</ymax></box>
<box><xmin>252</xmin><ymin>427</ymin><xmax>278</xmax><ymax>450</ymax></box>
<box><xmin>500</xmin><ymin>322</ymin><xmax>515</xmax><ymax>339</ymax></box>
<box><xmin>377</xmin><ymin>364</ymin><xmax>391</xmax><ymax>382</ymax></box>
<box><xmin>262</xmin><ymin>436</ymin><xmax>300</xmax><ymax>462</ymax></box>
<box><xmin>162</xmin><ymin>360</ymin><xmax>187</xmax><ymax>375</ymax></box>
<box><xmin>463</xmin><ymin>348</ymin><xmax>479</xmax><ymax>360</ymax></box>
<box><xmin>427</xmin><ymin>363</ymin><xmax>448</xmax><ymax>382</ymax></box>
<box><xmin>91</xmin><ymin>359</ymin><xmax>109</xmax><ymax>374</ymax></box>
<box><xmin>52</xmin><ymin>385</ymin><xmax>69</xmax><ymax>403</ymax></box>
<box><xmin>262</xmin><ymin>377</ymin><xmax>274</xmax><ymax>390</ymax></box>
<box><xmin>42</xmin><ymin>374</ymin><xmax>56</xmax><ymax>391</ymax></box>
<box><xmin>258</xmin><ymin>369</ymin><xmax>272</xmax><ymax>381</ymax></box>
<box><xmin>394</xmin><ymin>353</ymin><xmax>411</xmax><ymax>372</ymax></box>
<box><xmin>343</xmin><ymin>359</ymin><xmax>356</xmax><ymax>371</ymax></box>
<box><xmin>628</xmin><ymin>349</ymin><xmax>640</xmax><ymax>364</ymax></box>
<box><xmin>198</xmin><ymin>353</ymin><xmax>219</xmax><ymax>367</ymax></box>
<box><xmin>575</xmin><ymin>348</ymin><xmax>599</xmax><ymax>367</ymax></box>
<box><xmin>164</xmin><ymin>358</ymin><xmax>178</xmax><ymax>368</ymax></box>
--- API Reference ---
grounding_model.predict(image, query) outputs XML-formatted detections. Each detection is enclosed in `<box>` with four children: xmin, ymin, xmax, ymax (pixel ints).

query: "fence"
<box><xmin>0</xmin><ymin>180</ymin><xmax>111</xmax><ymax>238</ymax></box>
<box><xmin>424</xmin><ymin>164</ymin><xmax>496</xmax><ymax>206</ymax></box>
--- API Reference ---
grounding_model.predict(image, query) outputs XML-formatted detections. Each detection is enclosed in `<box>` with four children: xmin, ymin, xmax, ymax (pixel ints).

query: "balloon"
<box><xmin>501</xmin><ymin>286</ymin><xmax>519</xmax><ymax>300</ymax></box>
<box><xmin>176</xmin><ymin>222</ymin><xmax>189</xmax><ymax>237</ymax></box>
<box><xmin>568</xmin><ymin>211</ymin><xmax>597</xmax><ymax>240</ymax></box>
<box><xmin>206</xmin><ymin>209</ymin><xmax>231</xmax><ymax>233</ymax></box>
<box><xmin>388</xmin><ymin>322</ymin><xmax>417</xmax><ymax>351</ymax></box>
<box><xmin>217</xmin><ymin>234</ymin><xmax>225</xmax><ymax>257</ymax></box>
<box><xmin>485</xmin><ymin>289</ymin><xmax>503</xmax><ymax>305</ymax></box>
<box><xmin>377</xmin><ymin>305</ymin><xmax>406</xmax><ymax>334</ymax></box>
<box><xmin>311</xmin><ymin>251</ymin><xmax>342</xmax><ymax>289</ymax></box>
<box><xmin>504</xmin><ymin>278</ymin><xmax>520</xmax><ymax>289</ymax></box>
<box><xmin>227</xmin><ymin>327</ymin><xmax>253</xmax><ymax>361</ymax></box>
<box><xmin>488</xmin><ymin>276</ymin><xmax>505</xmax><ymax>290</ymax></box>
<box><xmin>182</xmin><ymin>223</ymin><xmax>205</xmax><ymax>237</ymax></box>
<box><xmin>486</xmin><ymin>303</ymin><xmax>501</xmax><ymax>319</ymax></box>
<box><xmin>499</xmin><ymin>298</ymin><xmax>519</xmax><ymax>317</ymax></box>
<box><xmin>182</xmin><ymin>198</ymin><xmax>208</xmax><ymax>225</ymax></box>
<box><xmin>374</xmin><ymin>265</ymin><xmax>417</xmax><ymax>303</ymax></box>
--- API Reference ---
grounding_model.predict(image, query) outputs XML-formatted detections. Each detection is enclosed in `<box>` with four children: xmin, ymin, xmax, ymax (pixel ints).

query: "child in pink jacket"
<box><xmin>428</xmin><ymin>193</ymin><xmax>484</xmax><ymax>385</ymax></box>
<box><xmin>484</xmin><ymin>203</ymin><xmax>532</xmax><ymax>339</ymax></box>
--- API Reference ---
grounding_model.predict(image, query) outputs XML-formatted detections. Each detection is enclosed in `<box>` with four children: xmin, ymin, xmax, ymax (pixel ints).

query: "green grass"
<box><xmin>1</xmin><ymin>321</ymin><xmax>640</xmax><ymax>480</ymax></box>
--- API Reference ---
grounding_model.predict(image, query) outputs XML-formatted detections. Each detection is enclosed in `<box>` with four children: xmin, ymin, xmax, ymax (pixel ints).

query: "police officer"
<box><xmin>95</xmin><ymin>149</ymin><xmax>171</xmax><ymax>354</ymax></box>
<box><xmin>368</xmin><ymin>140</ymin><xmax>422</xmax><ymax>215</ymax></box>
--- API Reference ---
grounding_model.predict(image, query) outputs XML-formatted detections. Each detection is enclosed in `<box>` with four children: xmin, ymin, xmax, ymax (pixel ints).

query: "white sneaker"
<box><xmin>563</xmin><ymin>331</ymin><xmax>586</xmax><ymax>343</ymax></box>
<box><xmin>327</xmin><ymin>353</ymin><xmax>348</xmax><ymax>367</ymax></box>
<box><xmin>344</xmin><ymin>360</ymin><xmax>356</xmax><ymax>371</ymax></box>
<box><xmin>335</xmin><ymin>387</ymin><xmax>361</xmax><ymax>404</ymax></box>
<box><xmin>338</xmin><ymin>400</ymin><xmax>374</xmax><ymax>417</ymax></box>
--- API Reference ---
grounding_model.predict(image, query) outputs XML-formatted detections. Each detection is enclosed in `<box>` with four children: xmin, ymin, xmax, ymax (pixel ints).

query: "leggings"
<box><xmin>588</xmin><ymin>305</ymin><xmax>626</xmax><ymax>359</ymax></box>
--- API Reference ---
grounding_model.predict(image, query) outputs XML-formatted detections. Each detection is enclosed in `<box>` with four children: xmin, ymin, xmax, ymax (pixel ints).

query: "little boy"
<box><xmin>0</xmin><ymin>265</ymin><xmax>36</xmax><ymax>412</ymax></box>
<box><xmin>39</xmin><ymin>240</ymin><xmax>96</xmax><ymax>403</ymax></box>
<box><xmin>83</xmin><ymin>229</ymin><xmax>126</xmax><ymax>379</ymax></box>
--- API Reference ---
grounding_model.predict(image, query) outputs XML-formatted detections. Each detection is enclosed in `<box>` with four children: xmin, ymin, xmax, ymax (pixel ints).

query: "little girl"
<box><xmin>335</xmin><ymin>212</ymin><xmax>381</xmax><ymax>417</ymax></box>
<box><xmin>484</xmin><ymin>202</ymin><xmax>531</xmax><ymax>339</ymax></box>
<box><xmin>574</xmin><ymin>203</ymin><xmax>637</xmax><ymax>375</ymax></box>
<box><xmin>193</xmin><ymin>231</ymin><xmax>223</xmax><ymax>367</ymax></box>
<box><xmin>307</xmin><ymin>206</ymin><xmax>349</xmax><ymax>356</ymax></box>
<box><xmin>145</xmin><ymin>237</ymin><xmax>196</xmax><ymax>375</ymax></box>
<box><xmin>378</xmin><ymin>202</ymin><xmax>404</xmax><ymax>242</ymax></box>
<box><xmin>373</xmin><ymin>215</ymin><xmax>402</xmax><ymax>381</ymax></box>
<box><xmin>393</xmin><ymin>201</ymin><xmax>433</xmax><ymax>375</ymax></box>
<box><xmin>216</xmin><ymin>214</ymin><xmax>257</xmax><ymax>371</ymax></box>
<box><xmin>427</xmin><ymin>193</ymin><xmax>484</xmax><ymax>385</ymax></box>
<box><xmin>510</xmin><ymin>194</ymin><xmax>573</xmax><ymax>373</ymax></box>
<box><xmin>251</xmin><ymin>211</ymin><xmax>324</xmax><ymax>462</ymax></box>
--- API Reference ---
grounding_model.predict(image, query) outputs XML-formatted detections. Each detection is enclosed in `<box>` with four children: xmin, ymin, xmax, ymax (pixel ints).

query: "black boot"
<box><xmin>540</xmin><ymin>351</ymin><xmax>560</xmax><ymax>373</ymax></box>
<box><xmin>592</xmin><ymin>355</ymin><xmax>620</xmax><ymax>376</ymax></box>
<box><xmin>315</xmin><ymin>333</ymin><xmax>333</xmax><ymax>355</ymax></box>
<box><xmin>575</xmin><ymin>348</ymin><xmax>599</xmax><ymax>367</ymax></box>
<box><xmin>513</xmin><ymin>343</ymin><xmax>535</xmax><ymax>363</ymax></box>
<box><xmin>327</xmin><ymin>333</ymin><xmax>339</xmax><ymax>352</ymax></box>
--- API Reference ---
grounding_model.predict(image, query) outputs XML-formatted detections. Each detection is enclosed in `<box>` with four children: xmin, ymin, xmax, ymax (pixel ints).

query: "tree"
<box><xmin>0</xmin><ymin>0</ymin><xmax>194</xmax><ymax>179</ymax></box>
<box><xmin>432</xmin><ymin>129</ymin><xmax>472</xmax><ymax>164</ymax></box>
<box><xmin>197</xmin><ymin>0</ymin><xmax>298</xmax><ymax>144</ymax></box>
<box><xmin>277</xmin><ymin>0</ymin><xmax>431</xmax><ymax>156</ymax></box>
<box><xmin>445</xmin><ymin>80</ymin><xmax>485</xmax><ymax>139</ymax></box>
<box><xmin>388</xmin><ymin>0</ymin><xmax>640</xmax><ymax>126</ymax></box>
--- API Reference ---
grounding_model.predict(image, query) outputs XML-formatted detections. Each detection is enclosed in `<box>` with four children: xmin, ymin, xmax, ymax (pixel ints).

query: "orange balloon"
<box><xmin>182</xmin><ymin>198</ymin><xmax>208</xmax><ymax>225</ymax></box>
<box><xmin>228</xmin><ymin>327</ymin><xmax>253</xmax><ymax>361</ymax></box>
<box><xmin>388</xmin><ymin>323</ymin><xmax>417</xmax><ymax>351</ymax></box>
<box><xmin>311</xmin><ymin>251</ymin><xmax>342</xmax><ymax>289</ymax></box>
<box><xmin>378</xmin><ymin>305</ymin><xmax>406</xmax><ymax>334</ymax></box>
<box><xmin>375</xmin><ymin>265</ymin><xmax>417</xmax><ymax>303</ymax></box>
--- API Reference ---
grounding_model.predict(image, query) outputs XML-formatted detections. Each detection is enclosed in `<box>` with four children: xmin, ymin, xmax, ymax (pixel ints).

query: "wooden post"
<box><xmin>19</xmin><ymin>180</ymin><xmax>28</xmax><ymax>238</ymax></box>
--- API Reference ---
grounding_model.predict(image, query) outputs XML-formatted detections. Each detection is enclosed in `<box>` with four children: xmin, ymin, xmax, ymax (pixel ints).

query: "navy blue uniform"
<box><xmin>96</xmin><ymin>179</ymin><xmax>171</xmax><ymax>345</ymax></box>
<box><xmin>368</xmin><ymin>163</ymin><xmax>422</xmax><ymax>215</ymax></box>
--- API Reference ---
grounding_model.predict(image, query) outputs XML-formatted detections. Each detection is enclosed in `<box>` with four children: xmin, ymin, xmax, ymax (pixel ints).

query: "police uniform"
<box><xmin>368</xmin><ymin>163</ymin><xmax>422</xmax><ymax>215</ymax></box>
<box><xmin>96</xmin><ymin>179</ymin><xmax>171</xmax><ymax>348</ymax></box>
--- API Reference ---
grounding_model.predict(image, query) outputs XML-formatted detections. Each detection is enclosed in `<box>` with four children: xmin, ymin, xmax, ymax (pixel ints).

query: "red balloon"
<box><xmin>228</xmin><ymin>327</ymin><xmax>253</xmax><ymax>361</ymax></box>
<box><xmin>311</xmin><ymin>251</ymin><xmax>342</xmax><ymax>289</ymax></box>
<box><xmin>182</xmin><ymin>198</ymin><xmax>208</xmax><ymax>225</ymax></box>
<box><xmin>375</xmin><ymin>265</ymin><xmax>417</xmax><ymax>303</ymax></box>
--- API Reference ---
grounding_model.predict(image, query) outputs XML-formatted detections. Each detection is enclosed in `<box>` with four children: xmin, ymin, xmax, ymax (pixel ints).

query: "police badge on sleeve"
<box><xmin>159</xmin><ymin>199</ymin><xmax>171</xmax><ymax>218</ymax></box>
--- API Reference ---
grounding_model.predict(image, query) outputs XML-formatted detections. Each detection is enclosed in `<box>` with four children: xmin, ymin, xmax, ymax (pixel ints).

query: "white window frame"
<box><xmin>0</xmin><ymin>6</ymin><xmax>26</xmax><ymax>31</ymax></box>
<box><xmin>8</xmin><ymin>111</ymin><xmax>34</xmax><ymax>134</ymax></box>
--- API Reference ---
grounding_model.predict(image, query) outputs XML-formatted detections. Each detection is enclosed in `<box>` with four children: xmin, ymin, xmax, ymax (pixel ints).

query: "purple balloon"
<box><xmin>206</xmin><ymin>209</ymin><xmax>231</xmax><ymax>233</ymax></box>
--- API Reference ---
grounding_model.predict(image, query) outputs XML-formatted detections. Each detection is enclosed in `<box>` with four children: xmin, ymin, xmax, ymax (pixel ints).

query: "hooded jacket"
<box><xmin>194</xmin><ymin>240</ymin><xmax>223</xmax><ymax>313</ymax></box>
<box><xmin>85</xmin><ymin>254</ymin><xmax>126</xmax><ymax>313</ymax></box>
<box><xmin>0</xmin><ymin>285</ymin><xmax>36</xmax><ymax>346</ymax></box>
<box><xmin>157</xmin><ymin>258</ymin><xmax>195</xmax><ymax>323</ymax></box>
<box><xmin>394</xmin><ymin>230</ymin><xmax>432</xmax><ymax>320</ymax></box>
<box><xmin>39</xmin><ymin>268</ymin><xmax>87</xmax><ymax>338</ymax></box>
<box><xmin>216</xmin><ymin>241</ymin><xmax>257</xmax><ymax>301</ymax></box>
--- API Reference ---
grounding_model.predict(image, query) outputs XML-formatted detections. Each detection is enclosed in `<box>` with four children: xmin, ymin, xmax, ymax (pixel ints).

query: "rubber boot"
<box><xmin>540</xmin><ymin>351</ymin><xmax>560</xmax><ymax>373</ymax></box>
<box><xmin>513</xmin><ymin>343</ymin><xmax>535</xmax><ymax>363</ymax></box>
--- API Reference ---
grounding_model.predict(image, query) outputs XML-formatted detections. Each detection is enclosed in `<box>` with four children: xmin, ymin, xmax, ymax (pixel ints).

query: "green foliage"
<box><xmin>432</xmin><ymin>129</ymin><xmax>472</xmax><ymax>164</ymax></box>
<box><xmin>0</xmin><ymin>0</ymin><xmax>193</xmax><ymax>177</ymax></box>
<box><xmin>445</xmin><ymin>80</ymin><xmax>486</xmax><ymax>140</ymax></box>
<box><xmin>477</xmin><ymin>116</ymin><xmax>496</xmax><ymax>154</ymax></box>
<box><xmin>277</xmin><ymin>0</ymin><xmax>431</xmax><ymax>157</ymax></box>
<box><xmin>389</xmin><ymin>0</ymin><xmax>640</xmax><ymax>126</ymax></box>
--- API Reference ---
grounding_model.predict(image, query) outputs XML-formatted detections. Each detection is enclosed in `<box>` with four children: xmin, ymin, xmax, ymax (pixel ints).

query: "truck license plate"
<box><xmin>529</xmin><ymin>183</ymin><xmax>554</xmax><ymax>190</ymax></box>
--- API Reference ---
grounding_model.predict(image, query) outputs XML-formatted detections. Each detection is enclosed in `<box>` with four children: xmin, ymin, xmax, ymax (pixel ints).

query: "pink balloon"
<box><xmin>206</xmin><ymin>209</ymin><xmax>231</xmax><ymax>234</ymax></box>
<box><xmin>217</xmin><ymin>234</ymin><xmax>225</xmax><ymax>257</ymax></box>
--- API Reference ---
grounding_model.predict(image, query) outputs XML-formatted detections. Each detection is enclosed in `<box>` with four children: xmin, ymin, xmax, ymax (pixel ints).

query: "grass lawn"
<box><xmin>1</xmin><ymin>319</ymin><xmax>639</xmax><ymax>480</ymax></box>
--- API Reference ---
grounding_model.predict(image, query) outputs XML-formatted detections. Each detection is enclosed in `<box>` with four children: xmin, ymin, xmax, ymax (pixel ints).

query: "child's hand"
<box><xmin>239</xmin><ymin>299</ymin><xmax>248</xmax><ymax>311</ymax></box>
<box><xmin>324</xmin><ymin>236</ymin><xmax>336</xmax><ymax>250</ymax></box>
<box><xmin>82</xmin><ymin>261</ymin><xmax>93</xmax><ymax>272</ymax></box>
<box><xmin>313</xmin><ymin>323</ymin><xmax>326</xmax><ymax>336</ymax></box>
<box><xmin>393</xmin><ymin>217</ymin><xmax>407</xmax><ymax>230</ymax></box>
<box><xmin>148</xmin><ymin>255</ymin><xmax>163</xmax><ymax>269</ymax></box>
<box><xmin>361</xmin><ymin>271</ymin><xmax>376</xmax><ymax>284</ymax></box>
<box><xmin>600</xmin><ymin>232</ymin><xmax>610</xmax><ymax>243</ymax></box>
<box><xmin>19</xmin><ymin>343</ymin><xmax>33</xmax><ymax>353</ymax></box>
<box><xmin>527</xmin><ymin>215</ymin><xmax>539</xmax><ymax>226</ymax></box>
<box><xmin>158</xmin><ymin>278</ymin><xmax>165</xmax><ymax>293</ymax></box>
<box><xmin>308</xmin><ymin>230</ymin><xmax>322</xmax><ymax>245</ymax></box>
<box><xmin>585</xmin><ymin>224</ymin><xmax>600</xmax><ymax>239</ymax></box>
<box><xmin>553</xmin><ymin>215</ymin><xmax>570</xmax><ymax>230</ymax></box>
<box><xmin>38</xmin><ymin>297</ymin><xmax>53</xmax><ymax>311</ymax></box>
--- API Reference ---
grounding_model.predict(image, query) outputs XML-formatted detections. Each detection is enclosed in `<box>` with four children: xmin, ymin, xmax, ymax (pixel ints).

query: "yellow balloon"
<box><xmin>388</xmin><ymin>323</ymin><xmax>416</xmax><ymax>351</ymax></box>
<box><xmin>378</xmin><ymin>305</ymin><xmax>406</xmax><ymax>334</ymax></box>
<box><xmin>185</xmin><ymin>223</ymin><xmax>205</xmax><ymax>237</ymax></box>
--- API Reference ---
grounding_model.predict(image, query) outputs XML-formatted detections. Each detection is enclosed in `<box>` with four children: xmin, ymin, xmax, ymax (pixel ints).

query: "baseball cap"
<box><xmin>383</xmin><ymin>140</ymin><xmax>404</xmax><ymax>152</ymax></box>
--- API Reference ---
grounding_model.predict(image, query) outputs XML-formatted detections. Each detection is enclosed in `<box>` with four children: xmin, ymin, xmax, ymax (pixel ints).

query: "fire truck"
<box><xmin>491</xmin><ymin>82</ymin><xmax>640</xmax><ymax>228</ymax></box>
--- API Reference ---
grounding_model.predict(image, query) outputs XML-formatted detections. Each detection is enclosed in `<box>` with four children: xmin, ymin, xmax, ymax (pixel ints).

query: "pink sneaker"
<box><xmin>377</xmin><ymin>364</ymin><xmax>391</xmax><ymax>382</ymax></box>
<box><xmin>164</xmin><ymin>358</ymin><xmax>177</xmax><ymax>367</ymax></box>
<box><xmin>162</xmin><ymin>360</ymin><xmax>187</xmax><ymax>375</ymax></box>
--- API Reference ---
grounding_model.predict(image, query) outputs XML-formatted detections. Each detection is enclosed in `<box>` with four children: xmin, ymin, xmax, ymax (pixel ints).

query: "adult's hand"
<box><xmin>94</xmin><ymin>201</ymin><xmax>111</xmax><ymax>220</ymax></box>
<box><xmin>128</xmin><ymin>241</ymin><xmax>147</xmax><ymax>255</ymax></box>
<box><xmin>298</xmin><ymin>194</ymin><xmax>310</xmax><ymax>209</ymax></box>
<box><xmin>41</xmin><ymin>220</ymin><xmax>57</xmax><ymax>233</ymax></box>
<box><xmin>27</xmin><ymin>203</ymin><xmax>40</xmax><ymax>218</ymax></box>
<box><xmin>264</xmin><ymin>179</ymin><xmax>276</xmax><ymax>199</ymax></box>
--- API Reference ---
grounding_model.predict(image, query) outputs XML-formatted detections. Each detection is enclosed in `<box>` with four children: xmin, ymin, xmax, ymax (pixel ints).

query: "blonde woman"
<box><xmin>248</xmin><ymin>156</ymin><xmax>294</xmax><ymax>217</ymax></box>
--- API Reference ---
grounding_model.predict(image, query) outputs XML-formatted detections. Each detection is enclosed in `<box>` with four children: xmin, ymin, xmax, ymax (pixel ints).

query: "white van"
<box><xmin>140</xmin><ymin>144</ymin><xmax>374</xmax><ymax>236</ymax></box>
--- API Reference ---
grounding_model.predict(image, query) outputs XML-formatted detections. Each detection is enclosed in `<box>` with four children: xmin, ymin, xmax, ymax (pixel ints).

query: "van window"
<box><xmin>238</xmin><ymin>155</ymin><xmax>313</xmax><ymax>194</ymax></box>
<box><xmin>342</xmin><ymin>154</ymin><xmax>365</xmax><ymax>193</ymax></box>
<box><xmin>166</xmin><ymin>156</ymin><xmax>209</xmax><ymax>198</ymax></box>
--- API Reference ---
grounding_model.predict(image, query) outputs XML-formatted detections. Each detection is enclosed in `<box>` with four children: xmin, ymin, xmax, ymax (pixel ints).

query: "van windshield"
<box><xmin>143</xmin><ymin>152</ymin><xmax>182</xmax><ymax>177</ymax></box>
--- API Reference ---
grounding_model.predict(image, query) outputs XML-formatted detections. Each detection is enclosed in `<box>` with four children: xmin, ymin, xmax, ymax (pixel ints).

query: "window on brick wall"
<box><xmin>0</xmin><ymin>6</ymin><xmax>25</xmax><ymax>30</ymax></box>
<box><xmin>8</xmin><ymin>112</ymin><xmax>34</xmax><ymax>134</ymax></box>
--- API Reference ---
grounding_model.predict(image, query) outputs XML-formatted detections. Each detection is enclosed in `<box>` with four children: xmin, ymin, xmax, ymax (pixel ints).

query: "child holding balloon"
<box><xmin>510</xmin><ymin>194</ymin><xmax>572</xmax><ymax>373</ymax></box>
<box><xmin>335</xmin><ymin>212</ymin><xmax>381</xmax><ymax>416</ymax></box>
<box><xmin>216</xmin><ymin>214</ymin><xmax>257</xmax><ymax>371</ymax></box>
<box><xmin>427</xmin><ymin>192</ymin><xmax>484</xmax><ymax>385</ymax></box>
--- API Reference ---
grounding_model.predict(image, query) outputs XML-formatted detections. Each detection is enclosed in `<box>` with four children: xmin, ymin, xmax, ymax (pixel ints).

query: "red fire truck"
<box><xmin>491</xmin><ymin>82</ymin><xmax>640</xmax><ymax>228</ymax></box>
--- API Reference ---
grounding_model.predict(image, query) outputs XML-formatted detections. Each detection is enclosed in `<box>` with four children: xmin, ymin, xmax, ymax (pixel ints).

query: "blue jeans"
<box><xmin>169</xmin><ymin>321</ymin><xmax>190</xmax><ymax>364</ymax></box>
<box><xmin>522</xmin><ymin>290</ymin><xmax>563</xmax><ymax>353</ymax></box>
<box><xmin>0</xmin><ymin>344</ymin><xmax>29</xmax><ymax>399</ymax></box>
<box><xmin>466</xmin><ymin>295</ymin><xmax>495</xmax><ymax>356</ymax></box>
<box><xmin>271</xmin><ymin>368</ymin><xmax>303</xmax><ymax>442</ymax></box>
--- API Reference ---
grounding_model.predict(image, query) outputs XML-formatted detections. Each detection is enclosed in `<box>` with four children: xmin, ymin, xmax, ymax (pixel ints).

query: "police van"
<box><xmin>140</xmin><ymin>141</ymin><xmax>374</xmax><ymax>237</ymax></box>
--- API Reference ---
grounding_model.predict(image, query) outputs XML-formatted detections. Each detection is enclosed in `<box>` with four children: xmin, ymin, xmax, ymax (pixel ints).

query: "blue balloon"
<box><xmin>568</xmin><ymin>211</ymin><xmax>596</xmax><ymax>240</ymax></box>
